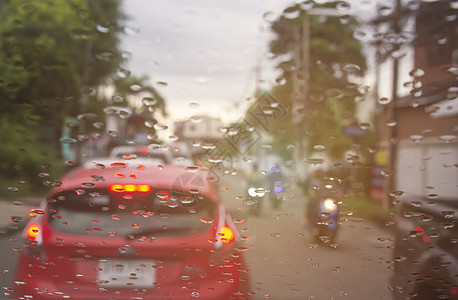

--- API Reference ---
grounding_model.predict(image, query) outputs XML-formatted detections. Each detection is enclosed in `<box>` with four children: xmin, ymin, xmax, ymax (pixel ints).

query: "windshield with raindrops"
<box><xmin>0</xmin><ymin>0</ymin><xmax>457</xmax><ymax>299</ymax></box>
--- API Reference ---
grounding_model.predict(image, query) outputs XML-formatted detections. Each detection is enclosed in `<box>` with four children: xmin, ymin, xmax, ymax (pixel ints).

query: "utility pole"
<box><xmin>75</xmin><ymin>41</ymin><xmax>93</xmax><ymax>163</ymax></box>
<box><xmin>292</xmin><ymin>18</ymin><xmax>306</xmax><ymax>180</ymax></box>
<box><xmin>370</xmin><ymin>0</ymin><xmax>406</xmax><ymax>210</ymax></box>
<box><xmin>384</xmin><ymin>0</ymin><xmax>402</xmax><ymax>210</ymax></box>
<box><xmin>292</xmin><ymin>9</ymin><xmax>343</xmax><ymax>181</ymax></box>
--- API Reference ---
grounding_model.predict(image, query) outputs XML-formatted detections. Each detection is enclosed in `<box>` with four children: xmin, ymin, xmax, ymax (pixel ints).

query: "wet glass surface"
<box><xmin>0</xmin><ymin>0</ymin><xmax>457</xmax><ymax>299</ymax></box>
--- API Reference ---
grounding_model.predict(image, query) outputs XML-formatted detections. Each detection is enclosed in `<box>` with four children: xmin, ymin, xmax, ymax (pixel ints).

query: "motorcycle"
<box><xmin>244</xmin><ymin>167</ymin><xmax>286</xmax><ymax>215</ymax></box>
<box><xmin>306</xmin><ymin>189</ymin><xmax>340</xmax><ymax>244</ymax></box>
<box><xmin>270</xmin><ymin>181</ymin><xmax>284</xmax><ymax>210</ymax></box>
<box><xmin>246</xmin><ymin>183</ymin><xmax>266</xmax><ymax>216</ymax></box>
<box><xmin>246</xmin><ymin>180</ymin><xmax>286</xmax><ymax>215</ymax></box>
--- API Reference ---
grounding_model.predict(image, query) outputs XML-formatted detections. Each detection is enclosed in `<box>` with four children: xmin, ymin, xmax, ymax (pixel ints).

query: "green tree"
<box><xmin>111</xmin><ymin>75</ymin><xmax>167</xmax><ymax>117</ymax></box>
<box><xmin>266</xmin><ymin>1</ymin><xmax>368</xmax><ymax>162</ymax></box>
<box><xmin>0</xmin><ymin>0</ymin><xmax>125</xmax><ymax>195</ymax></box>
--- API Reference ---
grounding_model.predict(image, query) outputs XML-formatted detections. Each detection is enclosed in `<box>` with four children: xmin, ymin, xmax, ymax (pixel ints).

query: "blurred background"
<box><xmin>0</xmin><ymin>0</ymin><xmax>456</xmax><ymax>299</ymax></box>
<box><xmin>0</xmin><ymin>0</ymin><xmax>456</xmax><ymax>209</ymax></box>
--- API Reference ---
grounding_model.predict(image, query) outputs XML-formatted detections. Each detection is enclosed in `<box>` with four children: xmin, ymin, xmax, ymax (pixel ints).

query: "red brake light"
<box><xmin>109</xmin><ymin>184</ymin><xmax>152</xmax><ymax>193</ymax></box>
<box><xmin>137</xmin><ymin>184</ymin><xmax>152</xmax><ymax>193</ymax></box>
<box><xmin>109</xmin><ymin>184</ymin><xmax>124</xmax><ymax>192</ymax></box>
<box><xmin>124</xmin><ymin>184</ymin><xmax>136</xmax><ymax>192</ymax></box>
<box><xmin>218</xmin><ymin>226</ymin><xmax>235</xmax><ymax>244</ymax></box>
<box><xmin>26</xmin><ymin>223</ymin><xmax>40</xmax><ymax>241</ymax></box>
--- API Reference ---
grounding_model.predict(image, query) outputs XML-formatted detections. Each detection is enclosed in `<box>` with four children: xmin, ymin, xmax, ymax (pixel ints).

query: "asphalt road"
<box><xmin>219</xmin><ymin>173</ymin><xmax>394</xmax><ymax>300</ymax></box>
<box><xmin>0</xmin><ymin>172</ymin><xmax>394</xmax><ymax>299</ymax></box>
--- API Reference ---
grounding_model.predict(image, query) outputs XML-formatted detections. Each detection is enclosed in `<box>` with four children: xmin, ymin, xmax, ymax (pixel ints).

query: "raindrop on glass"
<box><xmin>130</xmin><ymin>84</ymin><xmax>142</xmax><ymax>92</ymax></box>
<box><xmin>144</xmin><ymin>120</ymin><xmax>155</xmax><ymax>128</ymax></box>
<box><xmin>154</xmin><ymin>123</ymin><xmax>168</xmax><ymax>131</ymax></box>
<box><xmin>263</xmin><ymin>11</ymin><xmax>276</xmax><ymax>22</ymax></box>
<box><xmin>379</xmin><ymin>97</ymin><xmax>391</xmax><ymax>105</ymax></box>
<box><xmin>409</xmin><ymin>68</ymin><xmax>425</xmax><ymax>77</ymax></box>
<box><xmin>313</xmin><ymin>145</ymin><xmax>326</xmax><ymax>151</ymax></box>
<box><xmin>189</xmin><ymin>101</ymin><xmax>200</xmax><ymax>109</ymax></box>
<box><xmin>190</xmin><ymin>116</ymin><xmax>202</xmax><ymax>124</ymax></box>
<box><xmin>336</xmin><ymin>1</ymin><xmax>351</xmax><ymax>12</ymax></box>
<box><xmin>185</xmin><ymin>166</ymin><xmax>200</xmax><ymax>172</ymax></box>
<box><xmin>117</xmin><ymin>68</ymin><xmax>131</xmax><ymax>78</ymax></box>
<box><xmin>343</xmin><ymin>64</ymin><xmax>361</xmax><ymax>74</ymax></box>
<box><xmin>306</xmin><ymin>158</ymin><xmax>324</xmax><ymax>165</ymax></box>
<box><xmin>275</xmin><ymin>76</ymin><xmax>286</xmax><ymax>85</ymax></box>
<box><xmin>147</xmin><ymin>133</ymin><xmax>158</xmax><ymax>141</ymax></box>
<box><xmin>65</xmin><ymin>160</ymin><xmax>76</xmax><ymax>166</ymax></box>
<box><xmin>300</xmin><ymin>0</ymin><xmax>314</xmax><ymax>10</ymax></box>
<box><xmin>410</xmin><ymin>135</ymin><xmax>423</xmax><ymax>143</ymax></box>
<box><xmin>93</xmin><ymin>122</ymin><xmax>105</xmax><ymax>129</ymax></box>
<box><xmin>142</xmin><ymin>97</ymin><xmax>157</xmax><ymax>106</ymax></box>
<box><xmin>439</xmin><ymin>135</ymin><xmax>456</xmax><ymax>143</ymax></box>
<box><xmin>386</xmin><ymin>120</ymin><xmax>397</xmax><ymax>127</ymax></box>
<box><xmin>59</xmin><ymin>137</ymin><xmax>77</xmax><ymax>144</ymax></box>
<box><xmin>112</xmin><ymin>95</ymin><xmax>124</xmax><ymax>103</ymax></box>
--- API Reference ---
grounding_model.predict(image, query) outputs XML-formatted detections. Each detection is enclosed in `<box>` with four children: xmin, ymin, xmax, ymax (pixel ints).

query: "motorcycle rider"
<box><xmin>303</xmin><ymin>168</ymin><xmax>343</xmax><ymax>242</ymax></box>
<box><xmin>267</xmin><ymin>164</ymin><xmax>285</xmax><ymax>210</ymax></box>
<box><xmin>245</xmin><ymin>162</ymin><xmax>266</xmax><ymax>215</ymax></box>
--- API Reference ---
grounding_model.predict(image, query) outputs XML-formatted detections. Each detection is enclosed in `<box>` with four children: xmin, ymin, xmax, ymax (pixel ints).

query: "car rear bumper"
<box><xmin>14</xmin><ymin>254</ymin><xmax>251</xmax><ymax>300</ymax></box>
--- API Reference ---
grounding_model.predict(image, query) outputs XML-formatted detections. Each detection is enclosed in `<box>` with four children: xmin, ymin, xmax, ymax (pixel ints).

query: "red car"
<box><xmin>14</xmin><ymin>163</ymin><xmax>250</xmax><ymax>299</ymax></box>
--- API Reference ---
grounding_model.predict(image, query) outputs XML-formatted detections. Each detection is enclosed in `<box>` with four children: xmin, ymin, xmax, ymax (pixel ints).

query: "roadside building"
<box><xmin>375</xmin><ymin>1</ymin><xmax>457</xmax><ymax>204</ymax></box>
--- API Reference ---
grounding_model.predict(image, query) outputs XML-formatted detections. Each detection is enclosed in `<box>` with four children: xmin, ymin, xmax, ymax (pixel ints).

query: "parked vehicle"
<box><xmin>391</xmin><ymin>196</ymin><xmax>458</xmax><ymax>300</ymax></box>
<box><xmin>109</xmin><ymin>145</ymin><xmax>193</xmax><ymax>166</ymax></box>
<box><xmin>14</xmin><ymin>164</ymin><xmax>250</xmax><ymax>299</ymax></box>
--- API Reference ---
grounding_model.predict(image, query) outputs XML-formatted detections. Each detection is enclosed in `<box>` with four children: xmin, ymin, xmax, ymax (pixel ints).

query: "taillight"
<box><xmin>218</xmin><ymin>226</ymin><xmax>235</xmax><ymax>244</ymax></box>
<box><xmin>124</xmin><ymin>184</ymin><xmax>136</xmax><ymax>192</ymax></box>
<box><xmin>26</xmin><ymin>223</ymin><xmax>40</xmax><ymax>241</ymax></box>
<box><xmin>109</xmin><ymin>184</ymin><xmax>152</xmax><ymax>193</ymax></box>
<box><xmin>110</xmin><ymin>184</ymin><xmax>124</xmax><ymax>192</ymax></box>
<box><xmin>22</xmin><ymin>202</ymin><xmax>47</xmax><ymax>260</ymax></box>
<box><xmin>137</xmin><ymin>184</ymin><xmax>151</xmax><ymax>192</ymax></box>
<box><xmin>23</xmin><ymin>220</ymin><xmax>46</xmax><ymax>260</ymax></box>
<box><xmin>210</xmin><ymin>223</ymin><xmax>239</xmax><ymax>265</ymax></box>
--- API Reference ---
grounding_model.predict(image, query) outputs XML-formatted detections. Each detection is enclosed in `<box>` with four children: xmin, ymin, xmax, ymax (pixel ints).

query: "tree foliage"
<box><xmin>111</xmin><ymin>75</ymin><xmax>167</xmax><ymax>117</ymax></box>
<box><xmin>0</xmin><ymin>0</ymin><xmax>126</xmax><ymax>195</ymax></box>
<box><xmin>266</xmin><ymin>1</ymin><xmax>368</xmax><ymax>162</ymax></box>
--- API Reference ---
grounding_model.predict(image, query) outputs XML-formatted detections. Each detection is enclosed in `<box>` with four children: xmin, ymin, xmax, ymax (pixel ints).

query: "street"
<box><xmin>241</xmin><ymin>209</ymin><xmax>393</xmax><ymax>299</ymax></box>
<box><xmin>0</xmin><ymin>173</ymin><xmax>394</xmax><ymax>299</ymax></box>
<box><xmin>220</xmin><ymin>173</ymin><xmax>393</xmax><ymax>300</ymax></box>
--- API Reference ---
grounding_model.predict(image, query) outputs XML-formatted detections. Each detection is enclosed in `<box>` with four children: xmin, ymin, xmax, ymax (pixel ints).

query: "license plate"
<box><xmin>97</xmin><ymin>259</ymin><xmax>156</xmax><ymax>288</ymax></box>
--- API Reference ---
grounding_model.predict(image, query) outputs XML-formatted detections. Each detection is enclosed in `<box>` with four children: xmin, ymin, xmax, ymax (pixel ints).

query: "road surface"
<box><xmin>0</xmin><ymin>173</ymin><xmax>394</xmax><ymax>299</ymax></box>
<box><xmin>220</xmin><ymin>173</ymin><xmax>394</xmax><ymax>300</ymax></box>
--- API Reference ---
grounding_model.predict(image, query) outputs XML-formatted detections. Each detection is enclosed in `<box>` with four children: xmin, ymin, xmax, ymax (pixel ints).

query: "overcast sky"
<box><xmin>120</xmin><ymin>0</ymin><xmax>381</xmax><ymax>124</ymax></box>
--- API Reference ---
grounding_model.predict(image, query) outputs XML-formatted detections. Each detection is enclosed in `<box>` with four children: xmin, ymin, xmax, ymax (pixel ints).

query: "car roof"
<box><xmin>51</xmin><ymin>164</ymin><xmax>218</xmax><ymax>201</ymax></box>
<box><xmin>109</xmin><ymin>145</ymin><xmax>172</xmax><ymax>155</ymax></box>
<box><xmin>83</xmin><ymin>157</ymin><xmax>165</xmax><ymax>168</ymax></box>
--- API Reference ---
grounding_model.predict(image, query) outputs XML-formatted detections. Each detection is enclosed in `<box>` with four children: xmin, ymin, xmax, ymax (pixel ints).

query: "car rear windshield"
<box><xmin>47</xmin><ymin>188</ymin><xmax>216</xmax><ymax>237</ymax></box>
